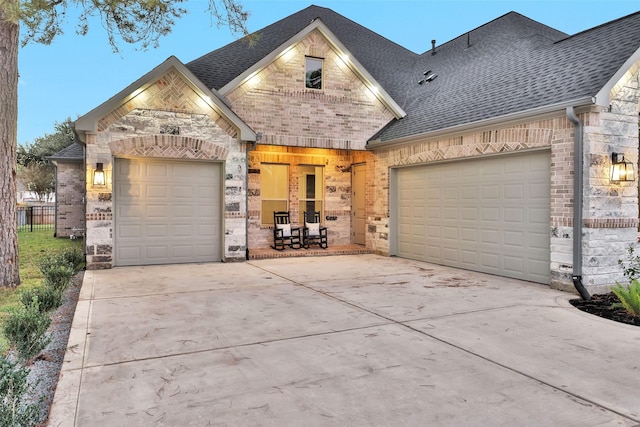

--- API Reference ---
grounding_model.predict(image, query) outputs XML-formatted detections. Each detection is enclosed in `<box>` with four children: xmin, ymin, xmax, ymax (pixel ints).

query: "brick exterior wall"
<box><xmin>54</xmin><ymin>162</ymin><xmax>85</xmax><ymax>238</ymax></box>
<box><xmin>225</xmin><ymin>29</ymin><xmax>395</xmax><ymax>151</ymax></box>
<box><xmin>84</xmin><ymin>68</ymin><xmax>246</xmax><ymax>269</ymax></box>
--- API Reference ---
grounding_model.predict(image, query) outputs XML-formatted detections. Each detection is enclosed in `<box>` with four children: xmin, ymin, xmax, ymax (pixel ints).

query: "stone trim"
<box><xmin>109</xmin><ymin>135</ymin><xmax>230</xmax><ymax>160</ymax></box>
<box><xmin>583</xmin><ymin>218</ymin><xmax>639</xmax><ymax>228</ymax></box>
<box><xmin>225</xmin><ymin>212</ymin><xmax>246</xmax><ymax>219</ymax></box>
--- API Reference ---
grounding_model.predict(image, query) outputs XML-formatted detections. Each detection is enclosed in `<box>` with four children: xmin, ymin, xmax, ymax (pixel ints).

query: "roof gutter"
<box><xmin>368</xmin><ymin>97</ymin><xmax>596</xmax><ymax>150</ymax></box>
<box><xmin>566</xmin><ymin>106</ymin><xmax>591</xmax><ymax>301</ymax></box>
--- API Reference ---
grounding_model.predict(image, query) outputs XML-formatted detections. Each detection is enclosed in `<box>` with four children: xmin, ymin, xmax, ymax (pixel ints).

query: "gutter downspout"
<box><xmin>566</xmin><ymin>107</ymin><xmax>591</xmax><ymax>301</ymax></box>
<box><xmin>245</xmin><ymin>133</ymin><xmax>260</xmax><ymax>260</ymax></box>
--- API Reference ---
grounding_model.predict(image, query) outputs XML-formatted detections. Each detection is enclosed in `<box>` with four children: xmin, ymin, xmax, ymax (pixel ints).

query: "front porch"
<box><xmin>248</xmin><ymin>244</ymin><xmax>372</xmax><ymax>260</ymax></box>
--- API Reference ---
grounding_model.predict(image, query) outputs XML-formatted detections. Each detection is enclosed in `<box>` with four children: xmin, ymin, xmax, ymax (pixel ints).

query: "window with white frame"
<box><xmin>261</xmin><ymin>164</ymin><xmax>289</xmax><ymax>225</ymax></box>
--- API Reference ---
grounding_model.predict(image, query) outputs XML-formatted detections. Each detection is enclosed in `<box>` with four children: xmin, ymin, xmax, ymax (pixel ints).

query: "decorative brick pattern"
<box><xmin>98</xmin><ymin>69</ymin><xmax>238</xmax><ymax>138</ymax></box>
<box><xmin>109</xmin><ymin>134</ymin><xmax>230</xmax><ymax>160</ymax></box>
<box><xmin>584</xmin><ymin>218</ymin><xmax>639</xmax><ymax>228</ymax></box>
<box><xmin>86</xmin><ymin>213</ymin><xmax>113</xmax><ymax>221</ymax></box>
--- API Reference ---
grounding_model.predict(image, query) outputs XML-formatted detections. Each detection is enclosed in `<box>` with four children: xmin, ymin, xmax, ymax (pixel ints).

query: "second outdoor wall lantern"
<box><xmin>610</xmin><ymin>152</ymin><xmax>635</xmax><ymax>183</ymax></box>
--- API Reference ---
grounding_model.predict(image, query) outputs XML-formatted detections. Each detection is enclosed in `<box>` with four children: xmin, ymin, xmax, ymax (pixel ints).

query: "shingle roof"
<box><xmin>186</xmin><ymin>5</ymin><xmax>418</xmax><ymax>97</ymax></box>
<box><xmin>374</xmin><ymin>10</ymin><xmax>640</xmax><ymax>142</ymax></box>
<box><xmin>48</xmin><ymin>142</ymin><xmax>84</xmax><ymax>162</ymax></box>
<box><xmin>187</xmin><ymin>6</ymin><xmax>640</xmax><ymax>144</ymax></box>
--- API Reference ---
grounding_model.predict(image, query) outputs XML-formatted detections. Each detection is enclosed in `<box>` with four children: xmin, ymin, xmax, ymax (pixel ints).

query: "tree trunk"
<box><xmin>0</xmin><ymin>4</ymin><xmax>20</xmax><ymax>288</ymax></box>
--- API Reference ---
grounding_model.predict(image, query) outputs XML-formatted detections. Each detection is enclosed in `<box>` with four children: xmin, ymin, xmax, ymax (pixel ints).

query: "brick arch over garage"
<box><xmin>108</xmin><ymin>134</ymin><xmax>230</xmax><ymax>160</ymax></box>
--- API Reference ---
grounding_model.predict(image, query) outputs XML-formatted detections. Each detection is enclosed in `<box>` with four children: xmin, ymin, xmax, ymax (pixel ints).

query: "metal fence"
<box><xmin>17</xmin><ymin>206</ymin><xmax>55</xmax><ymax>232</ymax></box>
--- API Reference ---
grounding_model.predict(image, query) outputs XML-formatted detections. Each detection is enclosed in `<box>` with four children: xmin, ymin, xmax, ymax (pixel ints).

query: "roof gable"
<box><xmin>187</xmin><ymin>5</ymin><xmax>418</xmax><ymax>101</ymax></box>
<box><xmin>75</xmin><ymin>56</ymin><xmax>256</xmax><ymax>142</ymax></box>
<box><xmin>218</xmin><ymin>18</ymin><xmax>405</xmax><ymax>119</ymax></box>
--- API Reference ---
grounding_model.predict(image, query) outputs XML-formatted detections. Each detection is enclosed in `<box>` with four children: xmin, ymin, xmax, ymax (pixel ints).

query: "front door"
<box><xmin>352</xmin><ymin>164</ymin><xmax>366</xmax><ymax>245</ymax></box>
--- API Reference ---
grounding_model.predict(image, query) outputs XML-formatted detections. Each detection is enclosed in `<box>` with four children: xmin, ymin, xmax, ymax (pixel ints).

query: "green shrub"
<box><xmin>618</xmin><ymin>245</ymin><xmax>640</xmax><ymax>282</ymax></box>
<box><xmin>612</xmin><ymin>279</ymin><xmax>640</xmax><ymax>316</ymax></box>
<box><xmin>0</xmin><ymin>357</ymin><xmax>40</xmax><ymax>427</ymax></box>
<box><xmin>42</xmin><ymin>264</ymin><xmax>74</xmax><ymax>292</ymax></box>
<box><xmin>59</xmin><ymin>247</ymin><xmax>85</xmax><ymax>272</ymax></box>
<box><xmin>3</xmin><ymin>297</ymin><xmax>51</xmax><ymax>361</ymax></box>
<box><xmin>19</xmin><ymin>285</ymin><xmax>63</xmax><ymax>313</ymax></box>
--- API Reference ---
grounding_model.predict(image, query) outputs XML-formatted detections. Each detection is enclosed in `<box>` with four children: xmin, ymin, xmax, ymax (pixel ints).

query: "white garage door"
<box><xmin>396</xmin><ymin>151</ymin><xmax>550</xmax><ymax>284</ymax></box>
<box><xmin>114</xmin><ymin>158</ymin><xmax>222</xmax><ymax>266</ymax></box>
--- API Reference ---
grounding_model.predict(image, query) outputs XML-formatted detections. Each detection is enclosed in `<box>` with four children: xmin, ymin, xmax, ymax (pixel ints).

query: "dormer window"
<box><xmin>305</xmin><ymin>57</ymin><xmax>323</xmax><ymax>90</ymax></box>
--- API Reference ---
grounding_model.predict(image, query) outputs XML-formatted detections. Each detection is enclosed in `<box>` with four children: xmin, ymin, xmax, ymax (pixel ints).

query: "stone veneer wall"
<box><xmin>579</xmin><ymin>64</ymin><xmax>640</xmax><ymax>293</ymax></box>
<box><xmin>84</xmin><ymin>69</ymin><xmax>246</xmax><ymax>269</ymax></box>
<box><xmin>54</xmin><ymin>162</ymin><xmax>85</xmax><ymax>238</ymax></box>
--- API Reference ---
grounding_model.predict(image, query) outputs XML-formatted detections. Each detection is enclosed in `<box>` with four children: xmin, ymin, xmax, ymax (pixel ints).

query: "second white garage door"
<box><xmin>114</xmin><ymin>158</ymin><xmax>222</xmax><ymax>266</ymax></box>
<box><xmin>396</xmin><ymin>151</ymin><xmax>550</xmax><ymax>284</ymax></box>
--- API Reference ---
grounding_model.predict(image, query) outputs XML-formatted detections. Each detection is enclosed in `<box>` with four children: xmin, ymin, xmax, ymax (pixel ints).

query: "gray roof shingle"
<box><xmin>186</xmin><ymin>6</ymin><xmax>640</xmax><ymax>144</ymax></box>
<box><xmin>48</xmin><ymin>142</ymin><xmax>84</xmax><ymax>162</ymax></box>
<box><xmin>376</xmin><ymin>10</ymin><xmax>640</xmax><ymax>142</ymax></box>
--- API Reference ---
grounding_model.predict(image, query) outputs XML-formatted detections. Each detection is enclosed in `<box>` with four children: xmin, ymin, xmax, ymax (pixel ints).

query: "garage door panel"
<box><xmin>146</xmin><ymin>224</ymin><xmax>168</xmax><ymax>237</ymax></box>
<box><xmin>461</xmin><ymin>207</ymin><xmax>477</xmax><ymax>220</ymax></box>
<box><xmin>482</xmin><ymin>186</ymin><xmax>499</xmax><ymax>199</ymax></box>
<box><xmin>504</xmin><ymin>208</ymin><xmax>523</xmax><ymax>223</ymax></box>
<box><xmin>530</xmin><ymin>208</ymin><xmax>549</xmax><ymax>224</ymax></box>
<box><xmin>461</xmin><ymin>227</ymin><xmax>477</xmax><ymax>242</ymax></box>
<box><xmin>442</xmin><ymin>247</ymin><xmax>458</xmax><ymax>262</ymax></box>
<box><xmin>504</xmin><ymin>230</ymin><xmax>524</xmax><ymax>246</ymax></box>
<box><xmin>119</xmin><ymin>225</ymin><xmax>141</xmax><ymax>238</ymax></box>
<box><xmin>481</xmin><ymin>253</ymin><xmax>500</xmax><ymax>269</ymax></box>
<box><xmin>145</xmin><ymin>205</ymin><xmax>169</xmax><ymax>218</ymax></box>
<box><xmin>115</xmin><ymin>158</ymin><xmax>221</xmax><ymax>266</ymax></box>
<box><xmin>481</xmin><ymin>207</ymin><xmax>498</xmax><ymax>222</ymax></box>
<box><xmin>397</xmin><ymin>151</ymin><xmax>550</xmax><ymax>284</ymax></box>
<box><xmin>119</xmin><ymin>184</ymin><xmax>141</xmax><ymax>197</ymax></box>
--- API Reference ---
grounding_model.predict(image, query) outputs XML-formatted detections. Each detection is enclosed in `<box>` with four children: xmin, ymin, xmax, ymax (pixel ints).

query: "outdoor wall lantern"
<box><xmin>93</xmin><ymin>163</ymin><xmax>106</xmax><ymax>186</ymax></box>
<box><xmin>610</xmin><ymin>152</ymin><xmax>635</xmax><ymax>183</ymax></box>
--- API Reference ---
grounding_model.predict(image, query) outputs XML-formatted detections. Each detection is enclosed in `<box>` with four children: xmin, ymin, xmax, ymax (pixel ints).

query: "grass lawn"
<box><xmin>0</xmin><ymin>230</ymin><xmax>83</xmax><ymax>353</ymax></box>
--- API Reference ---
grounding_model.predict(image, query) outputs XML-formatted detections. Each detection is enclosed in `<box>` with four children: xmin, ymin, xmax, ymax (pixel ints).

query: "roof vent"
<box><xmin>418</xmin><ymin>70</ymin><xmax>437</xmax><ymax>85</ymax></box>
<box><xmin>424</xmin><ymin>70</ymin><xmax>437</xmax><ymax>81</ymax></box>
<box><xmin>431</xmin><ymin>39</ymin><xmax>436</xmax><ymax>55</ymax></box>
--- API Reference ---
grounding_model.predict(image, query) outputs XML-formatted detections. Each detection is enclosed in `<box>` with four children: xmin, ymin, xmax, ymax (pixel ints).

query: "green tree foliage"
<box><xmin>17</xmin><ymin>118</ymin><xmax>75</xmax><ymax>167</ymax></box>
<box><xmin>17</xmin><ymin>118</ymin><xmax>74</xmax><ymax>202</ymax></box>
<box><xmin>0</xmin><ymin>1</ymin><xmax>249</xmax><ymax>288</ymax></box>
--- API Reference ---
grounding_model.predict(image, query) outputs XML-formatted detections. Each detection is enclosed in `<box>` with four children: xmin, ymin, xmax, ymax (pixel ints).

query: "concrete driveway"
<box><xmin>48</xmin><ymin>254</ymin><xmax>640</xmax><ymax>426</ymax></box>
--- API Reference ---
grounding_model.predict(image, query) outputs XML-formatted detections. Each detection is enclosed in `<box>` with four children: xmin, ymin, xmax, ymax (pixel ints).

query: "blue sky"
<box><xmin>17</xmin><ymin>0</ymin><xmax>640</xmax><ymax>146</ymax></box>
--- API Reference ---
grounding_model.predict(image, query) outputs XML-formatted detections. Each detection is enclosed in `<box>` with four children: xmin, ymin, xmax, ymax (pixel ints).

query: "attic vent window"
<box><xmin>305</xmin><ymin>57</ymin><xmax>323</xmax><ymax>90</ymax></box>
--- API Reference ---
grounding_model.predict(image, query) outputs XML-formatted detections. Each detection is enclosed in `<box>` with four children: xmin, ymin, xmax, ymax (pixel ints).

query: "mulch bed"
<box><xmin>570</xmin><ymin>292</ymin><xmax>640</xmax><ymax>327</ymax></box>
